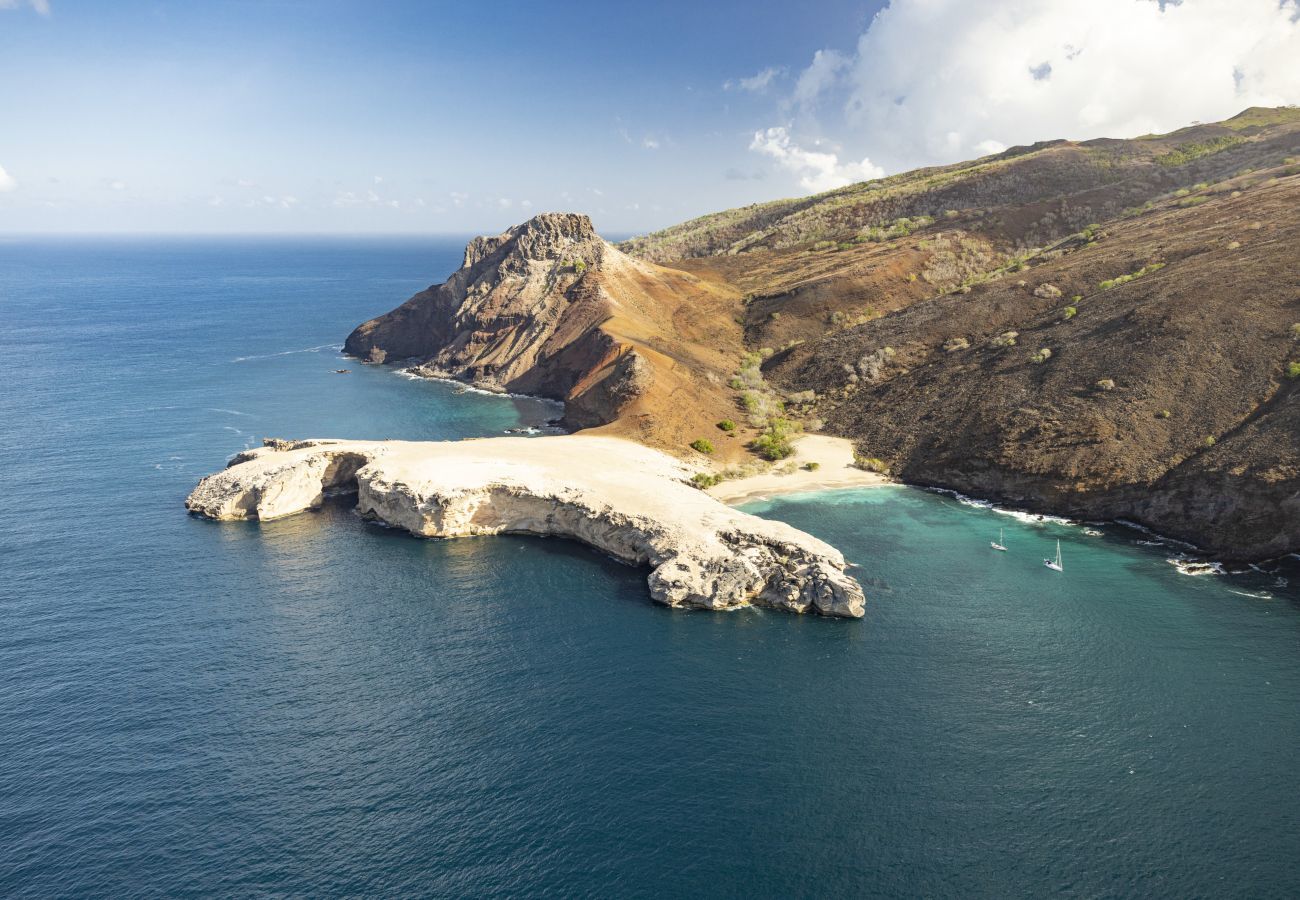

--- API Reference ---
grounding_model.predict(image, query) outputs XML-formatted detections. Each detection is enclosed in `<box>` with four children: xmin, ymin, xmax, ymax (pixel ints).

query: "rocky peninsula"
<box><xmin>186</xmin><ymin>435</ymin><xmax>866</xmax><ymax>618</ymax></box>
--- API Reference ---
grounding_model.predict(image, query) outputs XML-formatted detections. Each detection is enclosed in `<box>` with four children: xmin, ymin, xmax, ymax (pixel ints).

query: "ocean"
<box><xmin>1</xmin><ymin>236</ymin><xmax>1297</xmax><ymax>898</ymax></box>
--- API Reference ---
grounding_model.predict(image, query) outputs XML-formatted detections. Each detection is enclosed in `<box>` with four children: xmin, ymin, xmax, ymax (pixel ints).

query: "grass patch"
<box><xmin>716</xmin><ymin>419</ymin><xmax>736</xmax><ymax>432</ymax></box>
<box><xmin>689</xmin><ymin>439</ymin><xmax>714</xmax><ymax>454</ymax></box>
<box><xmin>1156</xmin><ymin>135</ymin><xmax>1244</xmax><ymax>167</ymax></box>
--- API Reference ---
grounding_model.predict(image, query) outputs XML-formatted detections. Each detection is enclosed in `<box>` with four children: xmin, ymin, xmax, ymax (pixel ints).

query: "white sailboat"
<box><xmin>1044</xmin><ymin>540</ymin><xmax>1063</xmax><ymax>572</ymax></box>
<box><xmin>990</xmin><ymin>528</ymin><xmax>1007</xmax><ymax>552</ymax></box>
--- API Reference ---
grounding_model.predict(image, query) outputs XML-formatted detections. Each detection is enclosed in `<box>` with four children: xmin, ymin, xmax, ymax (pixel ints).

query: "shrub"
<box><xmin>786</xmin><ymin>389</ymin><xmax>817</xmax><ymax>405</ymax></box>
<box><xmin>689</xmin><ymin>438</ymin><xmax>715</xmax><ymax>454</ymax></box>
<box><xmin>1099</xmin><ymin>262</ymin><xmax>1165</xmax><ymax>290</ymax></box>
<box><xmin>990</xmin><ymin>331</ymin><xmax>1018</xmax><ymax>348</ymax></box>
<box><xmin>1291</xmin><ymin>323</ymin><xmax>1300</xmax><ymax>340</ymax></box>
<box><xmin>1227</xmin><ymin>241</ymin><xmax>1241</xmax><ymax>250</ymax></box>
<box><xmin>690</xmin><ymin>472</ymin><xmax>723</xmax><ymax>489</ymax></box>
<box><xmin>1033</xmin><ymin>283</ymin><xmax>1062</xmax><ymax>299</ymax></box>
<box><xmin>1178</xmin><ymin>195</ymin><xmax>1209</xmax><ymax>207</ymax></box>
<box><xmin>853</xmin><ymin>455</ymin><xmax>890</xmax><ymax>474</ymax></box>
<box><xmin>751</xmin><ymin>417</ymin><xmax>797</xmax><ymax>461</ymax></box>
<box><xmin>716</xmin><ymin>419</ymin><xmax>736</xmax><ymax>432</ymax></box>
<box><xmin>1203</xmin><ymin>436</ymin><xmax>1216</xmax><ymax>448</ymax></box>
<box><xmin>1156</xmin><ymin>409</ymin><xmax>1172</xmax><ymax>419</ymax></box>
<box><xmin>1071</xmin><ymin>295</ymin><xmax>1082</xmax><ymax>303</ymax></box>
<box><xmin>942</xmin><ymin>336</ymin><xmax>970</xmax><ymax>353</ymax></box>
<box><xmin>1063</xmin><ymin>306</ymin><xmax>1078</xmax><ymax>320</ymax></box>
<box><xmin>803</xmin><ymin>462</ymin><xmax>821</xmax><ymax>472</ymax></box>
<box><xmin>1031</xmin><ymin>348</ymin><xmax>1052</xmax><ymax>364</ymax></box>
<box><xmin>1095</xmin><ymin>378</ymin><xmax>1116</xmax><ymax>392</ymax></box>
<box><xmin>573</xmin><ymin>259</ymin><xmax>587</xmax><ymax>274</ymax></box>
<box><xmin>1287</xmin><ymin>361</ymin><xmax>1300</xmax><ymax>379</ymax></box>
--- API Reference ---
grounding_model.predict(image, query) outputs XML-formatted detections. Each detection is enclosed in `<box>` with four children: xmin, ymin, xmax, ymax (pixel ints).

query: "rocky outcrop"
<box><xmin>344</xmin><ymin>213</ymin><xmax>738</xmax><ymax>441</ymax></box>
<box><xmin>186</xmin><ymin>435</ymin><xmax>866</xmax><ymax>618</ymax></box>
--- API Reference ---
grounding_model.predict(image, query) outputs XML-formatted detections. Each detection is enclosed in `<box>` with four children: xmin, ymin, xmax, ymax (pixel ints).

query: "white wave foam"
<box><xmin>205</xmin><ymin>407</ymin><xmax>252</xmax><ymax>417</ymax></box>
<box><xmin>395</xmin><ymin>368</ymin><xmax>565</xmax><ymax>407</ymax></box>
<box><xmin>231</xmin><ymin>343</ymin><xmax>342</xmax><ymax>363</ymax></box>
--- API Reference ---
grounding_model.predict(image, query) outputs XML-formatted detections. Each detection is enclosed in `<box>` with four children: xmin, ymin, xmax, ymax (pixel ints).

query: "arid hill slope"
<box><xmin>345</xmin><ymin>213</ymin><xmax>746</xmax><ymax>452</ymax></box>
<box><xmin>349</xmin><ymin>109</ymin><xmax>1300</xmax><ymax>559</ymax></box>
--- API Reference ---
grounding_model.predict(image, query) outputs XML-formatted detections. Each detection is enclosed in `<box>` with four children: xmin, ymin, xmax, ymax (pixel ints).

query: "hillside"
<box><xmin>345</xmin><ymin>213</ymin><xmax>747</xmax><ymax>452</ymax></box>
<box><xmin>348</xmin><ymin>109</ymin><xmax>1300</xmax><ymax>559</ymax></box>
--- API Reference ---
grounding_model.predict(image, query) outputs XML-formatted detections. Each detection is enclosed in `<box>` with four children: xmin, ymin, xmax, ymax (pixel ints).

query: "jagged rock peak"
<box><xmin>463</xmin><ymin>212</ymin><xmax>607</xmax><ymax>269</ymax></box>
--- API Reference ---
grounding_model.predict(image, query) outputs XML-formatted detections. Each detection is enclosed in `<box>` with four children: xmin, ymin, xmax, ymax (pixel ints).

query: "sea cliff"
<box><xmin>186</xmin><ymin>435</ymin><xmax>866</xmax><ymax>618</ymax></box>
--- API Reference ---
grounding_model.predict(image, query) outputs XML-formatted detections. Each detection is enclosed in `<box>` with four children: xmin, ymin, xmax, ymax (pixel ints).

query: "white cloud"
<box><xmin>0</xmin><ymin>1</ymin><xmax>51</xmax><ymax>15</ymax></box>
<box><xmin>792</xmin><ymin>0</ymin><xmax>1300</xmax><ymax>171</ymax></box>
<box><xmin>750</xmin><ymin>126</ymin><xmax>884</xmax><ymax>193</ymax></box>
<box><xmin>642</xmin><ymin>136</ymin><xmax>661</xmax><ymax>150</ymax></box>
<box><xmin>792</xmin><ymin>50</ymin><xmax>849</xmax><ymax>109</ymax></box>
<box><xmin>0</xmin><ymin>164</ymin><xmax>16</xmax><ymax>192</ymax></box>
<box><xmin>725</xmin><ymin>66</ymin><xmax>784</xmax><ymax>93</ymax></box>
<box><xmin>449</xmin><ymin>191</ymin><xmax>468</xmax><ymax>207</ymax></box>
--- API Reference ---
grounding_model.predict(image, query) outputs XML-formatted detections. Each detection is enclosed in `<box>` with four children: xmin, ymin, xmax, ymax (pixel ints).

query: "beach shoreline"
<box><xmin>707</xmin><ymin>435</ymin><xmax>891</xmax><ymax>505</ymax></box>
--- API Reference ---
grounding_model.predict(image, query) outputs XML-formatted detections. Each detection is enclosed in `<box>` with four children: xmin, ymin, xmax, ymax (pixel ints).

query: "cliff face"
<box><xmin>345</xmin><ymin>213</ymin><xmax>745</xmax><ymax>445</ymax></box>
<box><xmin>185</xmin><ymin>436</ymin><xmax>865</xmax><ymax>618</ymax></box>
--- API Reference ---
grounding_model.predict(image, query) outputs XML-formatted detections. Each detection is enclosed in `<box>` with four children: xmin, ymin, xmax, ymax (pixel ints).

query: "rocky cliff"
<box><xmin>345</xmin><ymin>213</ymin><xmax>745</xmax><ymax>443</ymax></box>
<box><xmin>186</xmin><ymin>436</ymin><xmax>865</xmax><ymax>618</ymax></box>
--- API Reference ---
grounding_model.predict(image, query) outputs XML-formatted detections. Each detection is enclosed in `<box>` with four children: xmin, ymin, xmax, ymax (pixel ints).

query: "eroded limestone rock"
<box><xmin>186</xmin><ymin>435</ymin><xmax>866</xmax><ymax>618</ymax></box>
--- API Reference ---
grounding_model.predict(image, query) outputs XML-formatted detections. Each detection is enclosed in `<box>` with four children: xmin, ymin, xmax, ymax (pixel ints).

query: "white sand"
<box><xmin>708</xmin><ymin>435</ymin><xmax>890</xmax><ymax>505</ymax></box>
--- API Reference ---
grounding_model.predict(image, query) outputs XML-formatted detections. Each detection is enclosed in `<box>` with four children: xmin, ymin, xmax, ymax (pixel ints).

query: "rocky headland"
<box><xmin>339</xmin><ymin>108</ymin><xmax>1300</xmax><ymax>561</ymax></box>
<box><xmin>186</xmin><ymin>435</ymin><xmax>866</xmax><ymax>618</ymax></box>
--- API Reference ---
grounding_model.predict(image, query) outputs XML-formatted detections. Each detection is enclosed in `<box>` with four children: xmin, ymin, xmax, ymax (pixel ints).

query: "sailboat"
<box><xmin>990</xmin><ymin>528</ymin><xmax>1007</xmax><ymax>552</ymax></box>
<box><xmin>1044</xmin><ymin>540</ymin><xmax>1063</xmax><ymax>572</ymax></box>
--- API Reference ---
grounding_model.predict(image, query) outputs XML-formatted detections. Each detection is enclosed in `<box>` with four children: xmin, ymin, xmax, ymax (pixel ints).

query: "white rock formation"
<box><xmin>186</xmin><ymin>435</ymin><xmax>865</xmax><ymax>618</ymax></box>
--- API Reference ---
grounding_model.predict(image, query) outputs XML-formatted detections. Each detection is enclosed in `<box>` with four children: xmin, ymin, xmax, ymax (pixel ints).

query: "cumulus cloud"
<box><xmin>0</xmin><ymin>164</ymin><xmax>16</xmax><ymax>192</ymax></box>
<box><xmin>725</xmin><ymin>66</ymin><xmax>784</xmax><ymax>92</ymax></box>
<box><xmin>793</xmin><ymin>0</ymin><xmax>1300</xmax><ymax>171</ymax></box>
<box><xmin>791</xmin><ymin>50</ymin><xmax>849</xmax><ymax>110</ymax></box>
<box><xmin>749</xmin><ymin>126</ymin><xmax>884</xmax><ymax>193</ymax></box>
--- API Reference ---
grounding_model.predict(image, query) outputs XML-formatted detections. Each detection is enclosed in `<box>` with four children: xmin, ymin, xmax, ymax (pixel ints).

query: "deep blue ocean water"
<box><xmin>1</xmin><ymin>237</ymin><xmax>1298</xmax><ymax>898</ymax></box>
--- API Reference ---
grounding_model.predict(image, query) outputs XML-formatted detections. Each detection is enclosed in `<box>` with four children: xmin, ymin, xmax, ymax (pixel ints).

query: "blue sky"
<box><xmin>2</xmin><ymin>0</ymin><xmax>1298</xmax><ymax>235</ymax></box>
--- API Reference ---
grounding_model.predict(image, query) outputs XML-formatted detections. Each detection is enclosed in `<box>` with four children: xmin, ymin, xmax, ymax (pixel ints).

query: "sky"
<box><xmin>1</xmin><ymin>0</ymin><xmax>1299</xmax><ymax>235</ymax></box>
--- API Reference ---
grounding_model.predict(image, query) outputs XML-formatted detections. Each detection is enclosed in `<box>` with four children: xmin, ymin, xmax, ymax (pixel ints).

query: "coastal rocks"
<box><xmin>344</xmin><ymin>214</ymin><xmax>648</xmax><ymax>427</ymax></box>
<box><xmin>186</xmin><ymin>435</ymin><xmax>866</xmax><ymax>618</ymax></box>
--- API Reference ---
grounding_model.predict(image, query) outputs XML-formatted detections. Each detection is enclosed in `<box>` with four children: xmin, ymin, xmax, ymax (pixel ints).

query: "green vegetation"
<box><xmin>1290</xmin><ymin>323</ymin><xmax>1300</xmax><ymax>340</ymax></box>
<box><xmin>1063</xmin><ymin>306</ymin><xmax>1078</xmax><ymax>320</ymax></box>
<box><xmin>1156</xmin><ymin>135</ymin><xmax>1244</xmax><ymax>167</ymax></box>
<box><xmin>1177</xmin><ymin>195</ymin><xmax>1210</xmax><ymax>208</ymax></box>
<box><xmin>1096</xmin><ymin>378</ymin><xmax>1116</xmax><ymax>392</ymax></box>
<box><xmin>803</xmin><ymin>461</ymin><xmax>821</xmax><ymax>471</ymax></box>
<box><xmin>853</xmin><ymin>455</ymin><xmax>890</xmax><ymax>474</ymax></box>
<box><xmin>1286</xmin><ymin>361</ymin><xmax>1300</xmax><ymax>380</ymax></box>
<box><xmin>859</xmin><ymin>215</ymin><xmax>934</xmax><ymax>244</ymax></box>
<box><xmin>1099</xmin><ymin>262</ymin><xmax>1165</xmax><ymax>290</ymax></box>
<box><xmin>689</xmin><ymin>438</ymin><xmax>715</xmax><ymax>454</ymax></box>
<box><xmin>751</xmin><ymin>417</ymin><xmax>797</xmax><ymax>461</ymax></box>
<box><xmin>1156</xmin><ymin>409</ymin><xmax>1172</xmax><ymax>419</ymax></box>
<box><xmin>1031</xmin><ymin>348</ymin><xmax>1052</xmax><ymax>364</ymax></box>
<box><xmin>573</xmin><ymin>259</ymin><xmax>586</xmax><ymax>275</ymax></box>
<box><xmin>716</xmin><ymin>419</ymin><xmax>736</xmax><ymax>432</ymax></box>
<box><xmin>690</xmin><ymin>472</ymin><xmax>723</xmax><ymax>489</ymax></box>
<box><xmin>1204</xmin><ymin>435</ymin><xmax>1217</xmax><ymax>448</ymax></box>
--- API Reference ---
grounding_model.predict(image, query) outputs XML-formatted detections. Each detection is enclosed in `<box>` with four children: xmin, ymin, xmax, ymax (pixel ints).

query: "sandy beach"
<box><xmin>708</xmin><ymin>435</ymin><xmax>890</xmax><ymax>505</ymax></box>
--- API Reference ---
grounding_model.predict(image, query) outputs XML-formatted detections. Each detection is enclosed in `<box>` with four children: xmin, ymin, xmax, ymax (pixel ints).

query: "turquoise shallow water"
<box><xmin>1</xmin><ymin>238</ymin><xmax>1298</xmax><ymax>897</ymax></box>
